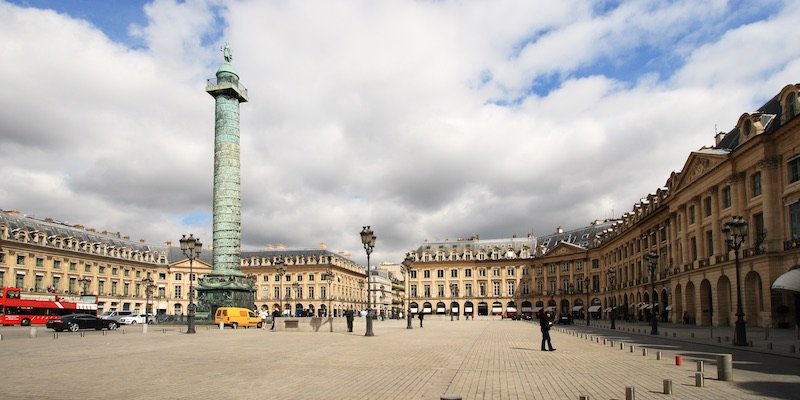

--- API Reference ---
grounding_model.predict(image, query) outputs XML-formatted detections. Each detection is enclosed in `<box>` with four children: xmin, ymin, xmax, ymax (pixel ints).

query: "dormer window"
<box><xmin>788</xmin><ymin>92</ymin><xmax>797</xmax><ymax>118</ymax></box>
<box><xmin>743</xmin><ymin>119</ymin><xmax>753</xmax><ymax>137</ymax></box>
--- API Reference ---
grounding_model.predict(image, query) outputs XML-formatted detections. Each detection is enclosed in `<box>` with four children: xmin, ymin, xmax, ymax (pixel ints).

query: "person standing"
<box><xmin>418</xmin><ymin>312</ymin><xmax>424</xmax><ymax>328</ymax></box>
<box><xmin>539</xmin><ymin>311</ymin><xmax>555</xmax><ymax>351</ymax></box>
<box><xmin>345</xmin><ymin>308</ymin><xmax>354</xmax><ymax>332</ymax></box>
<box><xmin>259</xmin><ymin>307</ymin><xmax>269</xmax><ymax>330</ymax></box>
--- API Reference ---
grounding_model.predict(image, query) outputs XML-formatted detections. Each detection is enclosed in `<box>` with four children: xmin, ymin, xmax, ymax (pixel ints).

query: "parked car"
<box><xmin>214</xmin><ymin>307</ymin><xmax>262</xmax><ymax>329</ymax></box>
<box><xmin>98</xmin><ymin>310</ymin><xmax>133</xmax><ymax>322</ymax></box>
<box><xmin>557</xmin><ymin>314</ymin><xmax>572</xmax><ymax>325</ymax></box>
<box><xmin>118</xmin><ymin>313</ymin><xmax>154</xmax><ymax>325</ymax></box>
<box><xmin>46</xmin><ymin>313</ymin><xmax>119</xmax><ymax>332</ymax></box>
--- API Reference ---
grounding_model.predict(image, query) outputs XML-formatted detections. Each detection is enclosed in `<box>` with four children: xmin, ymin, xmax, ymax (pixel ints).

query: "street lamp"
<box><xmin>450</xmin><ymin>283</ymin><xmax>459</xmax><ymax>321</ymax></box>
<box><xmin>723</xmin><ymin>216</ymin><xmax>749</xmax><ymax>346</ymax></box>
<box><xmin>322</xmin><ymin>268</ymin><xmax>333</xmax><ymax>318</ymax></box>
<box><xmin>584</xmin><ymin>276</ymin><xmax>591</xmax><ymax>326</ymax></box>
<box><xmin>179</xmin><ymin>234</ymin><xmax>202</xmax><ymax>334</ymax></box>
<box><xmin>646</xmin><ymin>251</ymin><xmax>658</xmax><ymax>335</ymax></box>
<box><xmin>78</xmin><ymin>276</ymin><xmax>91</xmax><ymax>295</ymax></box>
<box><xmin>291</xmin><ymin>282</ymin><xmax>300</xmax><ymax>317</ymax></box>
<box><xmin>608</xmin><ymin>267</ymin><xmax>616</xmax><ymax>330</ymax></box>
<box><xmin>246</xmin><ymin>274</ymin><xmax>257</xmax><ymax>310</ymax></box>
<box><xmin>274</xmin><ymin>256</ymin><xmax>286</xmax><ymax>316</ymax></box>
<box><xmin>141</xmin><ymin>275</ymin><xmax>155</xmax><ymax>322</ymax></box>
<box><xmin>401</xmin><ymin>254</ymin><xmax>414</xmax><ymax>330</ymax></box>
<box><xmin>359</xmin><ymin>226</ymin><xmax>376</xmax><ymax>337</ymax></box>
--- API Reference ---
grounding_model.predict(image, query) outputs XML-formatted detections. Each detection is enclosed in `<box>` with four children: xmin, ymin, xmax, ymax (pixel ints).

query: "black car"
<box><xmin>46</xmin><ymin>313</ymin><xmax>119</xmax><ymax>332</ymax></box>
<box><xmin>557</xmin><ymin>314</ymin><xmax>572</xmax><ymax>325</ymax></box>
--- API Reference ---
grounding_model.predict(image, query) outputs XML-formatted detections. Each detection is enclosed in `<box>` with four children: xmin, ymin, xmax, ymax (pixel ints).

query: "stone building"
<box><xmin>0</xmin><ymin>211</ymin><xmax>367</xmax><ymax>320</ymax></box>
<box><xmin>405</xmin><ymin>83</ymin><xmax>800</xmax><ymax>328</ymax></box>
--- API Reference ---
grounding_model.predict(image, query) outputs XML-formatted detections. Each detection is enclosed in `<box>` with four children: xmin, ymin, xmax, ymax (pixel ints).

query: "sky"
<box><xmin>2</xmin><ymin>0</ymin><xmax>800</xmax><ymax>267</ymax></box>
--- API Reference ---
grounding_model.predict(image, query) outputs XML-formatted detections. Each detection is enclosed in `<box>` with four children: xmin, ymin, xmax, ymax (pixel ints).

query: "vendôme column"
<box><xmin>196</xmin><ymin>43</ymin><xmax>252</xmax><ymax>314</ymax></box>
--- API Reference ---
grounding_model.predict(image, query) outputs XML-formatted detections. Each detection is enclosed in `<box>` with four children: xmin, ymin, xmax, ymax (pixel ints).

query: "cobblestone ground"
<box><xmin>2</xmin><ymin>319</ymin><xmax>798</xmax><ymax>399</ymax></box>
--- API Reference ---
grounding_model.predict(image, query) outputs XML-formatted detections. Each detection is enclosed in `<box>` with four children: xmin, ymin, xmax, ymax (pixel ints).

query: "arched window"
<box><xmin>788</xmin><ymin>92</ymin><xmax>797</xmax><ymax>118</ymax></box>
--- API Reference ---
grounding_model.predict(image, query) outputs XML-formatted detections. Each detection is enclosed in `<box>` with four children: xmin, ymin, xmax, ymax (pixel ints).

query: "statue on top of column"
<box><xmin>221</xmin><ymin>42</ymin><xmax>232</xmax><ymax>62</ymax></box>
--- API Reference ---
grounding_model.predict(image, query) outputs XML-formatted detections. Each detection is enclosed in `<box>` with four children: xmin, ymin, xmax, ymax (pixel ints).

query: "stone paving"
<box><xmin>2</xmin><ymin>318</ymin><xmax>798</xmax><ymax>399</ymax></box>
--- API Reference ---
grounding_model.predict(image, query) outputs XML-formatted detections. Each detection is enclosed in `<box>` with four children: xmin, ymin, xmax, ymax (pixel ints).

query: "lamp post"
<box><xmin>246</xmin><ymin>274</ymin><xmax>257</xmax><ymax>310</ymax></box>
<box><xmin>359</xmin><ymin>226</ymin><xmax>376</xmax><ymax>337</ymax></box>
<box><xmin>584</xmin><ymin>276</ymin><xmax>591</xmax><ymax>326</ymax></box>
<box><xmin>401</xmin><ymin>254</ymin><xmax>414</xmax><ymax>330</ymax></box>
<box><xmin>290</xmin><ymin>282</ymin><xmax>300</xmax><ymax>317</ymax></box>
<box><xmin>608</xmin><ymin>267</ymin><xmax>616</xmax><ymax>330</ymax></box>
<box><xmin>646</xmin><ymin>251</ymin><xmax>658</xmax><ymax>335</ymax></box>
<box><xmin>723</xmin><ymin>216</ymin><xmax>749</xmax><ymax>346</ymax></box>
<box><xmin>78</xmin><ymin>276</ymin><xmax>92</xmax><ymax>295</ymax></box>
<box><xmin>141</xmin><ymin>275</ymin><xmax>155</xmax><ymax>322</ymax></box>
<box><xmin>322</xmin><ymin>268</ymin><xmax>333</xmax><ymax>318</ymax></box>
<box><xmin>179</xmin><ymin>234</ymin><xmax>202</xmax><ymax>334</ymax></box>
<box><xmin>273</xmin><ymin>256</ymin><xmax>286</xmax><ymax>316</ymax></box>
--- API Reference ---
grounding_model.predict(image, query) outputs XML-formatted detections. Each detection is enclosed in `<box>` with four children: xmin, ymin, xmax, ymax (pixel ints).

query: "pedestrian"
<box><xmin>539</xmin><ymin>311</ymin><xmax>555</xmax><ymax>351</ymax></box>
<box><xmin>345</xmin><ymin>308</ymin><xmax>354</xmax><ymax>332</ymax></box>
<box><xmin>418</xmin><ymin>312</ymin><xmax>424</xmax><ymax>328</ymax></box>
<box><xmin>259</xmin><ymin>307</ymin><xmax>269</xmax><ymax>330</ymax></box>
<box><xmin>271</xmin><ymin>308</ymin><xmax>280</xmax><ymax>330</ymax></box>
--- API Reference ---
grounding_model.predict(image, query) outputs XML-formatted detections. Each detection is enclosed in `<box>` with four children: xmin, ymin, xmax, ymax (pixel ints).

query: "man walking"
<box><xmin>345</xmin><ymin>308</ymin><xmax>354</xmax><ymax>332</ymax></box>
<box><xmin>539</xmin><ymin>311</ymin><xmax>555</xmax><ymax>351</ymax></box>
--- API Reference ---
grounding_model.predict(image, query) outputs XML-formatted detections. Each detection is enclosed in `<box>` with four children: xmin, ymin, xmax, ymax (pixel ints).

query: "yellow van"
<box><xmin>214</xmin><ymin>307</ymin><xmax>262</xmax><ymax>329</ymax></box>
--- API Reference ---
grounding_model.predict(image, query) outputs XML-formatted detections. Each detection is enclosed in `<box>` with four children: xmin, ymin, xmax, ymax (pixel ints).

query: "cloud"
<box><xmin>1</xmin><ymin>0</ymin><xmax>799</xmax><ymax>266</ymax></box>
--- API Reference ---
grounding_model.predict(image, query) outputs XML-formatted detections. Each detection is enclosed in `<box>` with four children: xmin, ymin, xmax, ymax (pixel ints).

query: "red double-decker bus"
<box><xmin>0</xmin><ymin>287</ymin><xmax>98</xmax><ymax>326</ymax></box>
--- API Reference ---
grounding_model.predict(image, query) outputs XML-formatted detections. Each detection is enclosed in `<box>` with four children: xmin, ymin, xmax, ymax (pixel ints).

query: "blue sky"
<box><xmin>1</xmin><ymin>0</ymin><xmax>799</xmax><ymax>265</ymax></box>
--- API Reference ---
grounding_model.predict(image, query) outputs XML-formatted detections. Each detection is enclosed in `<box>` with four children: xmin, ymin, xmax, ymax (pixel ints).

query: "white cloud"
<box><xmin>1</xmin><ymin>0</ymin><xmax>798</xmax><ymax>266</ymax></box>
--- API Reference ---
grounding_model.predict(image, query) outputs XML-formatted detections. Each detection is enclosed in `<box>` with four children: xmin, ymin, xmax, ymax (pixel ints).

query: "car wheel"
<box><xmin>130</xmin><ymin>321</ymin><xmax>137</xmax><ymax>324</ymax></box>
<box><xmin>69</xmin><ymin>323</ymin><xmax>80</xmax><ymax>332</ymax></box>
<box><xmin>107</xmin><ymin>322</ymin><xmax>118</xmax><ymax>330</ymax></box>
<box><xmin>257</xmin><ymin>322</ymin><xmax>263</xmax><ymax>329</ymax></box>
<box><xmin>231</xmin><ymin>322</ymin><xmax>238</xmax><ymax>329</ymax></box>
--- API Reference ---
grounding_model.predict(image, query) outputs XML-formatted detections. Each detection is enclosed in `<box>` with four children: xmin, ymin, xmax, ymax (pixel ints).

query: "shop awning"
<box><xmin>532</xmin><ymin>307</ymin><xmax>542</xmax><ymax>313</ymax></box>
<box><xmin>464</xmin><ymin>307</ymin><xmax>473</xmax><ymax>312</ymax></box>
<box><xmin>639</xmin><ymin>303</ymin><xmax>650</xmax><ymax>310</ymax></box>
<box><xmin>572</xmin><ymin>306</ymin><xmax>583</xmax><ymax>311</ymax></box>
<box><xmin>603</xmin><ymin>307</ymin><xmax>612</xmax><ymax>313</ymax></box>
<box><xmin>436</xmin><ymin>307</ymin><xmax>445</xmax><ymax>313</ymax></box>
<box><xmin>665</xmin><ymin>305</ymin><xmax>673</xmax><ymax>311</ymax></box>
<box><xmin>506</xmin><ymin>307</ymin><xmax>517</xmax><ymax>312</ymax></box>
<box><xmin>588</xmin><ymin>305</ymin><xmax>602</xmax><ymax>312</ymax></box>
<box><xmin>492</xmin><ymin>307</ymin><xmax>503</xmax><ymax>312</ymax></box>
<box><xmin>521</xmin><ymin>306</ymin><xmax>533</xmax><ymax>312</ymax></box>
<box><xmin>772</xmin><ymin>268</ymin><xmax>800</xmax><ymax>293</ymax></box>
<box><xmin>544</xmin><ymin>306</ymin><xmax>556</xmax><ymax>312</ymax></box>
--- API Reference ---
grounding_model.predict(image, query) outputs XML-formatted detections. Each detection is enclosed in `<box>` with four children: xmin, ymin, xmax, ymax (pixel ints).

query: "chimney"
<box><xmin>44</xmin><ymin>217</ymin><xmax>54</xmax><ymax>223</ymax></box>
<box><xmin>139</xmin><ymin>239</ymin><xmax>146</xmax><ymax>244</ymax></box>
<box><xmin>556</xmin><ymin>226</ymin><xmax>563</xmax><ymax>234</ymax></box>
<box><xmin>266</xmin><ymin>244</ymin><xmax>274</xmax><ymax>249</ymax></box>
<box><xmin>319</xmin><ymin>242</ymin><xmax>327</xmax><ymax>249</ymax></box>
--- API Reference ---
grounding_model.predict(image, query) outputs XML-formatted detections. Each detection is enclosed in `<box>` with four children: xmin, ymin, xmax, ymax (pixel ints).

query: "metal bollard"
<box><xmin>725</xmin><ymin>336</ymin><xmax>730</xmax><ymax>342</ymax></box>
<box><xmin>29</xmin><ymin>327</ymin><xmax>37</xmax><ymax>339</ymax></box>
<box><xmin>696</xmin><ymin>360</ymin><xmax>704</xmax><ymax>372</ymax></box>
<box><xmin>765</xmin><ymin>326</ymin><xmax>770</xmax><ymax>340</ymax></box>
<box><xmin>663</xmin><ymin>379</ymin><xmax>673</xmax><ymax>395</ymax></box>
<box><xmin>625</xmin><ymin>386</ymin><xmax>635</xmax><ymax>400</ymax></box>
<box><xmin>440</xmin><ymin>395</ymin><xmax>462</xmax><ymax>400</ymax></box>
<box><xmin>791</xmin><ymin>345</ymin><xmax>796</xmax><ymax>353</ymax></box>
<box><xmin>656</xmin><ymin>351</ymin><xmax>662</xmax><ymax>360</ymax></box>
<box><xmin>630</xmin><ymin>345</ymin><xmax>635</xmax><ymax>352</ymax></box>
<box><xmin>767</xmin><ymin>342</ymin><xmax>773</xmax><ymax>350</ymax></box>
<box><xmin>717</xmin><ymin>336</ymin><xmax>722</xmax><ymax>343</ymax></box>
<box><xmin>219</xmin><ymin>322</ymin><xmax>224</xmax><ymax>330</ymax></box>
<box><xmin>579</xmin><ymin>395</ymin><xmax>590</xmax><ymax>400</ymax></box>
<box><xmin>675</xmin><ymin>355</ymin><xmax>683</xmax><ymax>366</ymax></box>
<box><xmin>620</xmin><ymin>342</ymin><xmax>624</xmax><ymax>350</ymax></box>
<box><xmin>53</xmin><ymin>333</ymin><xmax>58</xmax><ymax>340</ymax></box>
<box><xmin>142</xmin><ymin>324</ymin><xmax>148</xmax><ymax>334</ymax></box>
<box><xmin>691</xmin><ymin>332</ymin><xmax>695</xmax><ymax>338</ymax></box>
<box><xmin>695</xmin><ymin>372</ymin><xmax>704</xmax><ymax>387</ymax></box>
<box><xmin>673</xmin><ymin>332</ymin><xmax>677</xmax><ymax>337</ymax></box>
<box><xmin>642</xmin><ymin>348</ymin><xmax>648</xmax><ymax>356</ymax></box>
<box><xmin>717</xmin><ymin>354</ymin><xmax>733</xmax><ymax>381</ymax></box>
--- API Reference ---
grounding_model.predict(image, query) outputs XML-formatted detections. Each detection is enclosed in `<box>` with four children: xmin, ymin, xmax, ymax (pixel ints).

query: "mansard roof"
<box><xmin>716</xmin><ymin>90</ymin><xmax>786</xmax><ymax>150</ymax></box>
<box><xmin>0</xmin><ymin>211</ymin><xmax>157</xmax><ymax>253</ymax></box>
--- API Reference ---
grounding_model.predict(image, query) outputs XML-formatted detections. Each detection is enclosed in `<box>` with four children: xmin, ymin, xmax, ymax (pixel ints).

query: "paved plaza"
<box><xmin>2</xmin><ymin>318</ymin><xmax>799</xmax><ymax>400</ymax></box>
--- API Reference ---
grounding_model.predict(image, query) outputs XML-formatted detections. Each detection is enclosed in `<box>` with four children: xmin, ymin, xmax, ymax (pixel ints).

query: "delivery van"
<box><xmin>214</xmin><ymin>307</ymin><xmax>262</xmax><ymax>329</ymax></box>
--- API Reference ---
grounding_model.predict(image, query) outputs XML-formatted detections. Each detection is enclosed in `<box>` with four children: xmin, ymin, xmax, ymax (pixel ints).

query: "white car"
<box><xmin>118</xmin><ymin>313</ymin><xmax>154</xmax><ymax>325</ymax></box>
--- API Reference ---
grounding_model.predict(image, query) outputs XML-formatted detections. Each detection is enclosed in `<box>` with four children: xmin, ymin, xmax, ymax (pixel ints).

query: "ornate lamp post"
<box><xmin>723</xmin><ymin>216</ymin><xmax>749</xmax><ymax>346</ymax></box>
<box><xmin>78</xmin><ymin>276</ymin><xmax>92</xmax><ymax>295</ymax></box>
<box><xmin>141</xmin><ymin>275</ymin><xmax>155</xmax><ymax>322</ymax></box>
<box><xmin>584</xmin><ymin>276</ymin><xmax>591</xmax><ymax>326</ymax></box>
<box><xmin>646</xmin><ymin>251</ymin><xmax>658</xmax><ymax>335</ymax></box>
<box><xmin>608</xmin><ymin>267</ymin><xmax>616</xmax><ymax>330</ymax></box>
<box><xmin>322</xmin><ymin>268</ymin><xmax>333</xmax><ymax>318</ymax></box>
<box><xmin>246</xmin><ymin>274</ymin><xmax>257</xmax><ymax>310</ymax></box>
<box><xmin>179</xmin><ymin>234</ymin><xmax>202</xmax><ymax>334</ymax></box>
<box><xmin>401</xmin><ymin>254</ymin><xmax>414</xmax><ymax>330</ymax></box>
<box><xmin>274</xmin><ymin>256</ymin><xmax>286</xmax><ymax>316</ymax></box>
<box><xmin>359</xmin><ymin>226</ymin><xmax>376</xmax><ymax>337</ymax></box>
<box><xmin>291</xmin><ymin>282</ymin><xmax>300</xmax><ymax>317</ymax></box>
<box><xmin>450</xmin><ymin>283</ymin><xmax>457</xmax><ymax>321</ymax></box>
